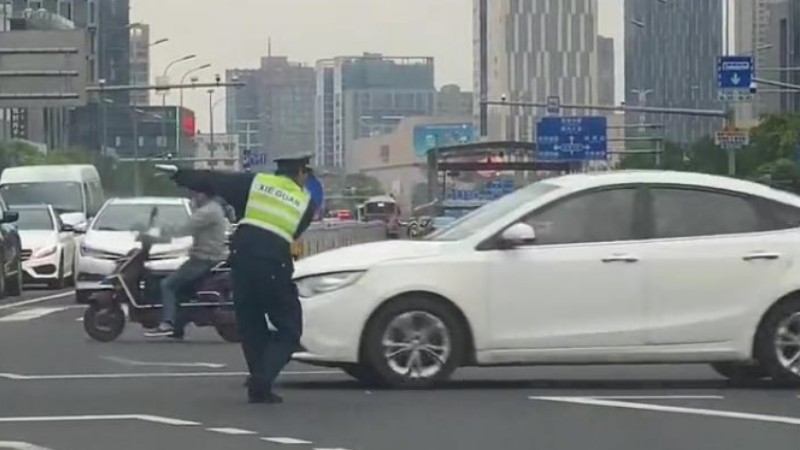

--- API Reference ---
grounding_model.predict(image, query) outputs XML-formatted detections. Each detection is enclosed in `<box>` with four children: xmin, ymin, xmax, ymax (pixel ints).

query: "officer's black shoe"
<box><xmin>248</xmin><ymin>390</ymin><xmax>283</xmax><ymax>404</ymax></box>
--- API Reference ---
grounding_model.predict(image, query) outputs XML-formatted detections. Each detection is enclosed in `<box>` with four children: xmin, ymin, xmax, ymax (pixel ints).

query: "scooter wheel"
<box><xmin>83</xmin><ymin>303</ymin><xmax>126</xmax><ymax>342</ymax></box>
<box><xmin>214</xmin><ymin>324</ymin><xmax>241</xmax><ymax>343</ymax></box>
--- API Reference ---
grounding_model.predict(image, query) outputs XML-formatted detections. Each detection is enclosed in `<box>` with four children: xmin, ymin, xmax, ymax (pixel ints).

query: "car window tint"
<box><xmin>523</xmin><ymin>188</ymin><xmax>637</xmax><ymax>245</ymax></box>
<box><xmin>651</xmin><ymin>188</ymin><xmax>761</xmax><ymax>238</ymax></box>
<box><xmin>760</xmin><ymin>199</ymin><xmax>800</xmax><ymax>230</ymax></box>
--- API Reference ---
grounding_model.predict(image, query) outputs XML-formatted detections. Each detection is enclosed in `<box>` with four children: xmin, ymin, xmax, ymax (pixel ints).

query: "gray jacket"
<box><xmin>184</xmin><ymin>200</ymin><xmax>228</xmax><ymax>262</ymax></box>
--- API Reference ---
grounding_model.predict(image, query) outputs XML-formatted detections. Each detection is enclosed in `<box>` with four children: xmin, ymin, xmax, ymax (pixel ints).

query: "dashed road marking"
<box><xmin>206</xmin><ymin>427</ymin><xmax>257</xmax><ymax>435</ymax></box>
<box><xmin>262</xmin><ymin>437</ymin><xmax>313</xmax><ymax>444</ymax></box>
<box><xmin>0</xmin><ymin>442</ymin><xmax>52</xmax><ymax>450</ymax></box>
<box><xmin>0</xmin><ymin>291</ymin><xmax>72</xmax><ymax>311</ymax></box>
<box><xmin>101</xmin><ymin>356</ymin><xmax>227</xmax><ymax>369</ymax></box>
<box><xmin>0</xmin><ymin>414</ymin><xmax>198</xmax><ymax>426</ymax></box>
<box><xmin>531</xmin><ymin>396</ymin><xmax>800</xmax><ymax>426</ymax></box>
<box><xmin>581</xmin><ymin>395</ymin><xmax>724</xmax><ymax>400</ymax></box>
<box><xmin>0</xmin><ymin>307</ymin><xmax>71</xmax><ymax>322</ymax></box>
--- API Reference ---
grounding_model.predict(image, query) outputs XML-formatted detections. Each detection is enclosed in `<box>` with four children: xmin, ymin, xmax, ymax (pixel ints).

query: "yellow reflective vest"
<box><xmin>239</xmin><ymin>174</ymin><xmax>311</xmax><ymax>243</ymax></box>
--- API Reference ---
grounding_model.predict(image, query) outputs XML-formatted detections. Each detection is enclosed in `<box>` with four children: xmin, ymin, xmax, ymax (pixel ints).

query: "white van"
<box><xmin>0</xmin><ymin>165</ymin><xmax>105</xmax><ymax>227</ymax></box>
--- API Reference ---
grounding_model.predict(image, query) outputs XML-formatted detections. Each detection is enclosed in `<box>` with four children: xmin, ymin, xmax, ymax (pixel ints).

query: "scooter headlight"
<box><xmin>296</xmin><ymin>271</ymin><xmax>365</xmax><ymax>299</ymax></box>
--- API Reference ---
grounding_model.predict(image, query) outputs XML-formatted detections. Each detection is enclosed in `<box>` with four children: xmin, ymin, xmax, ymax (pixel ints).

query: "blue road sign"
<box><xmin>536</xmin><ymin>116</ymin><xmax>608</xmax><ymax>161</ymax></box>
<box><xmin>546</xmin><ymin>96</ymin><xmax>560</xmax><ymax>115</ymax></box>
<box><xmin>717</xmin><ymin>55</ymin><xmax>754</xmax><ymax>101</ymax></box>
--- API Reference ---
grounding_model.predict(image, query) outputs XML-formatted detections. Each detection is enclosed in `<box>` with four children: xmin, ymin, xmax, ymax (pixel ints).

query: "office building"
<box><xmin>474</xmin><ymin>0</ymin><xmax>599</xmax><ymax>141</ymax></box>
<box><xmin>625</xmin><ymin>0</ymin><xmax>723</xmax><ymax>143</ymax></box>
<box><xmin>437</xmin><ymin>84</ymin><xmax>474</xmax><ymax>117</ymax></box>
<box><xmin>598</xmin><ymin>36</ymin><xmax>615</xmax><ymax>106</ymax></box>
<box><xmin>129</xmin><ymin>23</ymin><xmax>149</xmax><ymax>106</ymax></box>
<box><xmin>225</xmin><ymin>68</ymin><xmax>261</xmax><ymax>157</ymax></box>
<box><xmin>225</xmin><ymin>56</ymin><xmax>315</xmax><ymax>171</ymax></box>
<box><xmin>314</xmin><ymin>53</ymin><xmax>436</xmax><ymax>169</ymax></box>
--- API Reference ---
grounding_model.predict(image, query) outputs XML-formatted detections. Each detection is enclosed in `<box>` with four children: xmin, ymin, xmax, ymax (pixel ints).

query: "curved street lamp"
<box><xmin>179</xmin><ymin>63</ymin><xmax>212</xmax><ymax>108</ymax></box>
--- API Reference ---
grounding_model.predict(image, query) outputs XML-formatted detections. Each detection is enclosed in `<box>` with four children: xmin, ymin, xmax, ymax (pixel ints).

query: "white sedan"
<box><xmin>16</xmin><ymin>204</ymin><xmax>77</xmax><ymax>288</ymax></box>
<box><xmin>293</xmin><ymin>170</ymin><xmax>800</xmax><ymax>388</ymax></box>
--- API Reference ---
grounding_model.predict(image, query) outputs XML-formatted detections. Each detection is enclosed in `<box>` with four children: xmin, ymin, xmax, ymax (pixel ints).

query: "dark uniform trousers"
<box><xmin>230</xmin><ymin>250</ymin><xmax>302</xmax><ymax>391</ymax></box>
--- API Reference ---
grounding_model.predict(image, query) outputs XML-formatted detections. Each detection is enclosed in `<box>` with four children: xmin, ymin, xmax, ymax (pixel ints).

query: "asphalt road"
<box><xmin>1</xmin><ymin>289</ymin><xmax>800</xmax><ymax>450</ymax></box>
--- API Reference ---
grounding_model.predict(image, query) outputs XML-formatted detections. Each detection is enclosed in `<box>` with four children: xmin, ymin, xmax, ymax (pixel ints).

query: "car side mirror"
<box><xmin>72</xmin><ymin>222</ymin><xmax>88</xmax><ymax>234</ymax></box>
<box><xmin>499</xmin><ymin>223</ymin><xmax>536</xmax><ymax>248</ymax></box>
<box><xmin>0</xmin><ymin>210</ymin><xmax>19</xmax><ymax>224</ymax></box>
<box><xmin>61</xmin><ymin>223</ymin><xmax>75</xmax><ymax>232</ymax></box>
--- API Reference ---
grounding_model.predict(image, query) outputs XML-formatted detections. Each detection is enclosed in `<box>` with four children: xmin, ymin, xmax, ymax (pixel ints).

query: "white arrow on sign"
<box><xmin>101</xmin><ymin>356</ymin><xmax>227</xmax><ymax>369</ymax></box>
<box><xmin>731</xmin><ymin>73</ymin><xmax>742</xmax><ymax>86</ymax></box>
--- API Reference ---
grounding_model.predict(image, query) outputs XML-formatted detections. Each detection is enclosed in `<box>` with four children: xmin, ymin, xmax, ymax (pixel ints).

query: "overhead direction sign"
<box><xmin>714</xmin><ymin>127</ymin><xmax>750</xmax><ymax>150</ymax></box>
<box><xmin>536</xmin><ymin>116</ymin><xmax>608</xmax><ymax>161</ymax></box>
<box><xmin>717</xmin><ymin>55</ymin><xmax>754</xmax><ymax>102</ymax></box>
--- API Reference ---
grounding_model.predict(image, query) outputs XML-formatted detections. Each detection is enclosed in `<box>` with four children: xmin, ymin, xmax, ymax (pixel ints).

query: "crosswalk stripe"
<box><xmin>0</xmin><ymin>307</ymin><xmax>70</xmax><ymax>323</ymax></box>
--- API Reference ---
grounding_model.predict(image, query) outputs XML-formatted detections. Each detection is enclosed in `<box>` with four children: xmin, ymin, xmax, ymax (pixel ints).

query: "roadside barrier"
<box><xmin>292</xmin><ymin>220</ymin><xmax>388</xmax><ymax>259</ymax></box>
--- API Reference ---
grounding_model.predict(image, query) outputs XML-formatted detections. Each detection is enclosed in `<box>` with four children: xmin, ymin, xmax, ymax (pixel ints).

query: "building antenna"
<box><xmin>268</xmin><ymin>37</ymin><xmax>272</xmax><ymax>57</ymax></box>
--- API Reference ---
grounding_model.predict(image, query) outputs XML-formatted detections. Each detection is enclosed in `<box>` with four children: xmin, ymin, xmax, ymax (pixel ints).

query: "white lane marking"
<box><xmin>206</xmin><ymin>427</ymin><xmax>257</xmax><ymax>435</ymax></box>
<box><xmin>0</xmin><ymin>291</ymin><xmax>72</xmax><ymax>311</ymax></box>
<box><xmin>0</xmin><ymin>414</ymin><xmax>198</xmax><ymax>426</ymax></box>
<box><xmin>0</xmin><ymin>442</ymin><xmax>52</xmax><ymax>450</ymax></box>
<box><xmin>531</xmin><ymin>396</ymin><xmax>800</xmax><ymax>426</ymax></box>
<box><xmin>0</xmin><ymin>369</ymin><xmax>340</xmax><ymax>380</ymax></box>
<box><xmin>101</xmin><ymin>356</ymin><xmax>227</xmax><ymax>369</ymax></box>
<box><xmin>262</xmin><ymin>437</ymin><xmax>313</xmax><ymax>445</ymax></box>
<box><xmin>580</xmin><ymin>395</ymin><xmax>725</xmax><ymax>400</ymax></box>
<box><xmin>0</xmin><ymin>307</ymin><xmax>70</xmax><ymax>322</ymax></box>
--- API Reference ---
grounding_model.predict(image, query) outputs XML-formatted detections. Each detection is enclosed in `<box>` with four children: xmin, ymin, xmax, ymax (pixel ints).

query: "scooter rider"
<box><xmin>145</xmin><ymin>183</ymin><xmax>229</xmax><ymax>338</ymax></box>
<box><xmin>159</xmin><ymin>153</ymin><xmax>316</xmax><ymax>404</ymax></box>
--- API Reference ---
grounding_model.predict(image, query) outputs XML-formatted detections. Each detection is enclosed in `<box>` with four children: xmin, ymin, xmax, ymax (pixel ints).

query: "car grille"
<box><xmin>20</xmin><ymin>249</ymin><xmax>32</xmax><ymax>261</ymax></box>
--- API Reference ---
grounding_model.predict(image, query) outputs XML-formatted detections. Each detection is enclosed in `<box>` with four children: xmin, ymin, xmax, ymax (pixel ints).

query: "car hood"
<box><xmin>19</xmin><ymin>230</ymin><xmax>58</xmax><ymax>251</ymax></box>
<box><xmin>82</xmin><ymin>230</ymin><xmax>192</xmax><ymax>256</ymax></box>
<box><xmin>294</xmin><ymin>239</ymin><xmax>449</xmax><ymax>278</ymax></box>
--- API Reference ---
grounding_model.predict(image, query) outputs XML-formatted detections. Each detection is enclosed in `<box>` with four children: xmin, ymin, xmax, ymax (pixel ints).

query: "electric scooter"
<box><xmin>82</xmin><ymin>207</ymin><xmax>239</xmax><ymax>343</ymax></box>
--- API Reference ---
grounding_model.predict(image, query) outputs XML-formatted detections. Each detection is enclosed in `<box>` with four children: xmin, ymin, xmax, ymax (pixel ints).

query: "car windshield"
<box><xmin>425</xmin><ymin>182</ymin><xmax>561</xmax><ymax>241</ymax></box>
<box><xmin>91</xmin><ymin>203</ymin><xmax>190</xmax><ymax>236</ymax></box>
<box><xmin>15</xmin><ymin>208</ymin><xmax>54</xmax><ymax>231</ymax></box>
<box><xmin>0</xmin><ymin>182</ymin><xmax>84</xmax><ymax>213</ymax></box>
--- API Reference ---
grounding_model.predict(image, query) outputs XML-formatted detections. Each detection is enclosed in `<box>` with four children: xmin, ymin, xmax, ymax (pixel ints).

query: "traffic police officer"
<box><xmin>163</xmin><ymin>153</ymin><xmax>316</xmax><ymax>404</ymax></box>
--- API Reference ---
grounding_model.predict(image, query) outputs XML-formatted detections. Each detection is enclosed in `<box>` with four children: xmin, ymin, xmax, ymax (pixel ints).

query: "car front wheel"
<box><xmin>755</xmin><ymin>298</ymin><xmax>800</xmax><ymax>385</ymax></box>
<box><xmin>361</xmin><ymin>296</ymin><xmax>466</xmax><ymax>389</ymax></box>
<box><xmin>710</xmin><ymin>362</ymin><xmax>769</xmax><ymax>384</ymax></box>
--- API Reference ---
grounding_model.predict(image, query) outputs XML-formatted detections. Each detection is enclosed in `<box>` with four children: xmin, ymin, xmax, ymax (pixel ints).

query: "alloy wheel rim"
<box><xmin>775</xmin><ymin>312</ymin><xmax>800</xmax><ymax>375</ymax></box>
<box><xmin>381</xmin><ymin>311</ymin><xmax>451</xmax><ymax>379</ymax></box>
<box><xmin>94</xmin><ymin>307</ymin><xmax>120</xmax><ymax>332</ymax></box>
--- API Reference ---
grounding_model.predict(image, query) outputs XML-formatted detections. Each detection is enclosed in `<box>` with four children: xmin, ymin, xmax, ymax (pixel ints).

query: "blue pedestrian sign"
<box><xmin>536</xmin><ymin>116</ymin><xmax>608</xmax><ymax>162</ymax></box>
<box><xmin>717</xmin><ymin>55</ymin><xmax>754</xmax><ymax>102</ymax></box>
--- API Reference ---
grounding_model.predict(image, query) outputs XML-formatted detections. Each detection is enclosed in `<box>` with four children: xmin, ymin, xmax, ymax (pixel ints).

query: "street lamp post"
<box><xmin>179</xmin><ymin>63</ymin><xmax>212</xmax><ymax>109</ymax></box>
<box><xmin>207</xmin><ymin>89</ymin><xmax>216</xmax><ymax>149</ymax></box>
<box><xmin>99</xmin><ymin>79</ymin><xmax>107</xmax><ymax>155</ymax></box>
<box><xmin>159</xmin><ymin>54</ymin><xmax>197</xmax><ymax>157</ymax></box>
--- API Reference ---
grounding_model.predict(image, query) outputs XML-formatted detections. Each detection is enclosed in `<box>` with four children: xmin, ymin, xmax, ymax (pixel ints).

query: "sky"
<box><xmin>131</xmin><ymin>0</ymin><xmax>625</xmax><ymax>134</ymax></box>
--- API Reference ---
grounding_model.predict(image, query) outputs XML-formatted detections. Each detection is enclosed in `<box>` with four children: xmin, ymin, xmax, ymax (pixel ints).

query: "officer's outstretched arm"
<box><xmin>173</xmin><ymin>169</ymin><xmax>253</xmax><ymax>216</ymax></box>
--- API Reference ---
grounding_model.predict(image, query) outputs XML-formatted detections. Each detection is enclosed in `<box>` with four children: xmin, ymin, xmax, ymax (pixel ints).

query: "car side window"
<box><xmin>650</xmin><ymin>188</ymin><xmax>761</xmax><ymax>238</ymax></box>
<box><xmin>759</xmin><ymin>199</ymin><xmax>800</xmax><ymax>231</ymax></box>
<box><xmin>522</xmin><ymin>188</ymin><xmax>638</xmax><ymax>245</ymax></box>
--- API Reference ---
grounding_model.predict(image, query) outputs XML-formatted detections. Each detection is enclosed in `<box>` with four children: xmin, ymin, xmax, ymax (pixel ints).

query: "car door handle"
<box><xmin>743</xmin><ymin>252</ymin><xmax>781</xmax><ymax>261</ymax></box>
<box><xmin>601</xmin><ymin>254</ymin><xmax>639</xmax><ymax>263</ymax></box>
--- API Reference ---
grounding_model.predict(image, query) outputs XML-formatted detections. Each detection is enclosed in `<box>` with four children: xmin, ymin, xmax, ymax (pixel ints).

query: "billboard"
<box><xmin>0</xmin><ymin>29</ymin><xmax>89</xmax><ymax>108</ymax></box>
<box><xmin>413</xmin><ymin>123</ymin><xmax>475</xmax><ymax>157</ymax></box>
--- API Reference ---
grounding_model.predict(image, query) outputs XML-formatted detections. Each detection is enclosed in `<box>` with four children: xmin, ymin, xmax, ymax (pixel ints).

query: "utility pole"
<box><xmin>207</xmin><ymin>89</ymin><xmax>215</xmax><ymax>149</ymax></box>
<box><xmin>131</xmin><ymin>108</ymin><xmax>141</xmax><ymax>196</ymax></box>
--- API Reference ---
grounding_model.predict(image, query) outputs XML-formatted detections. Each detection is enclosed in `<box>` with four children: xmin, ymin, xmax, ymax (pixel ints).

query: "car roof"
<box><xmin>106</xmin><ymin>197</ymin><xmax>187</xmax><ymax>205</ymax></box>
<box><xmin>545</xmin><ymin>170</ymin><xmax>800</xmax><ymax>205</ymax></box>
<box><xmin>12</xmin><ymin>204</ymin><xmax>51</xmax><ymax>210</ymax></box>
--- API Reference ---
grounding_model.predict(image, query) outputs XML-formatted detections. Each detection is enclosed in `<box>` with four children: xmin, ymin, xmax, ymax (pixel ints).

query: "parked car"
<box><xmin>75</xmin><ymin>197</ymin><xmax>193</xmax><ymax>303</ymax></box>
<box><xmin>15</xmin><ymin>204</ymin><xmax>77</xmax><ymax>289</ymax></box>
<box><xmin>293</xmin><ymin>170</ymin><xmax>800</xmax><ymax>388</ymax></box>
<box><xmin>0</xmin><ymin>195</ymin><xmax>22</xmax><ymax>298</ymax></box>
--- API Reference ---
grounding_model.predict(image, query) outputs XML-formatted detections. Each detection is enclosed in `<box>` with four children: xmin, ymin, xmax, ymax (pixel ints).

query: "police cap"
<box><xmin>273</xmin><ymin>152</ymin><xmax>314</xmax><ymax>172</ymax></box>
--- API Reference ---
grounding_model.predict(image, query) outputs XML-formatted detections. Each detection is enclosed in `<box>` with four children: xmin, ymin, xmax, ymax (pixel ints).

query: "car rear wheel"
<box><xmin>361</xmin><ymin>296</ymin><xmax>466</xmax><ymax>389</ymax></box>
<box><xmin>755</xmin><ymin>298</ymin><xmax>800</xmax><ymax>385</ymax></box>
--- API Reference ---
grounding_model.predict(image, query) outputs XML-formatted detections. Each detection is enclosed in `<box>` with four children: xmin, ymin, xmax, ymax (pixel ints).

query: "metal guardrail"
<box><xmin>292</xmin><ymin>220</ymin><xmax>388</xmax><ymax>259</ymax></box>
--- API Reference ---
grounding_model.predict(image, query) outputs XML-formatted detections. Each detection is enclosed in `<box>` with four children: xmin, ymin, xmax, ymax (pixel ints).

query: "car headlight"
<box><xmin>296</xmin><ymin>271</ymin><xmax>365</xmax><ymax>298</ymax></box>
<box><xmin>33</xmin><ymin>245</ymin><xmax>57</xmax><ymax>258</ymax></box>
<box><xmin>80</xmin><ymin>244</ymin><xmax>120</xmax><ymax>260</ymax></box>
